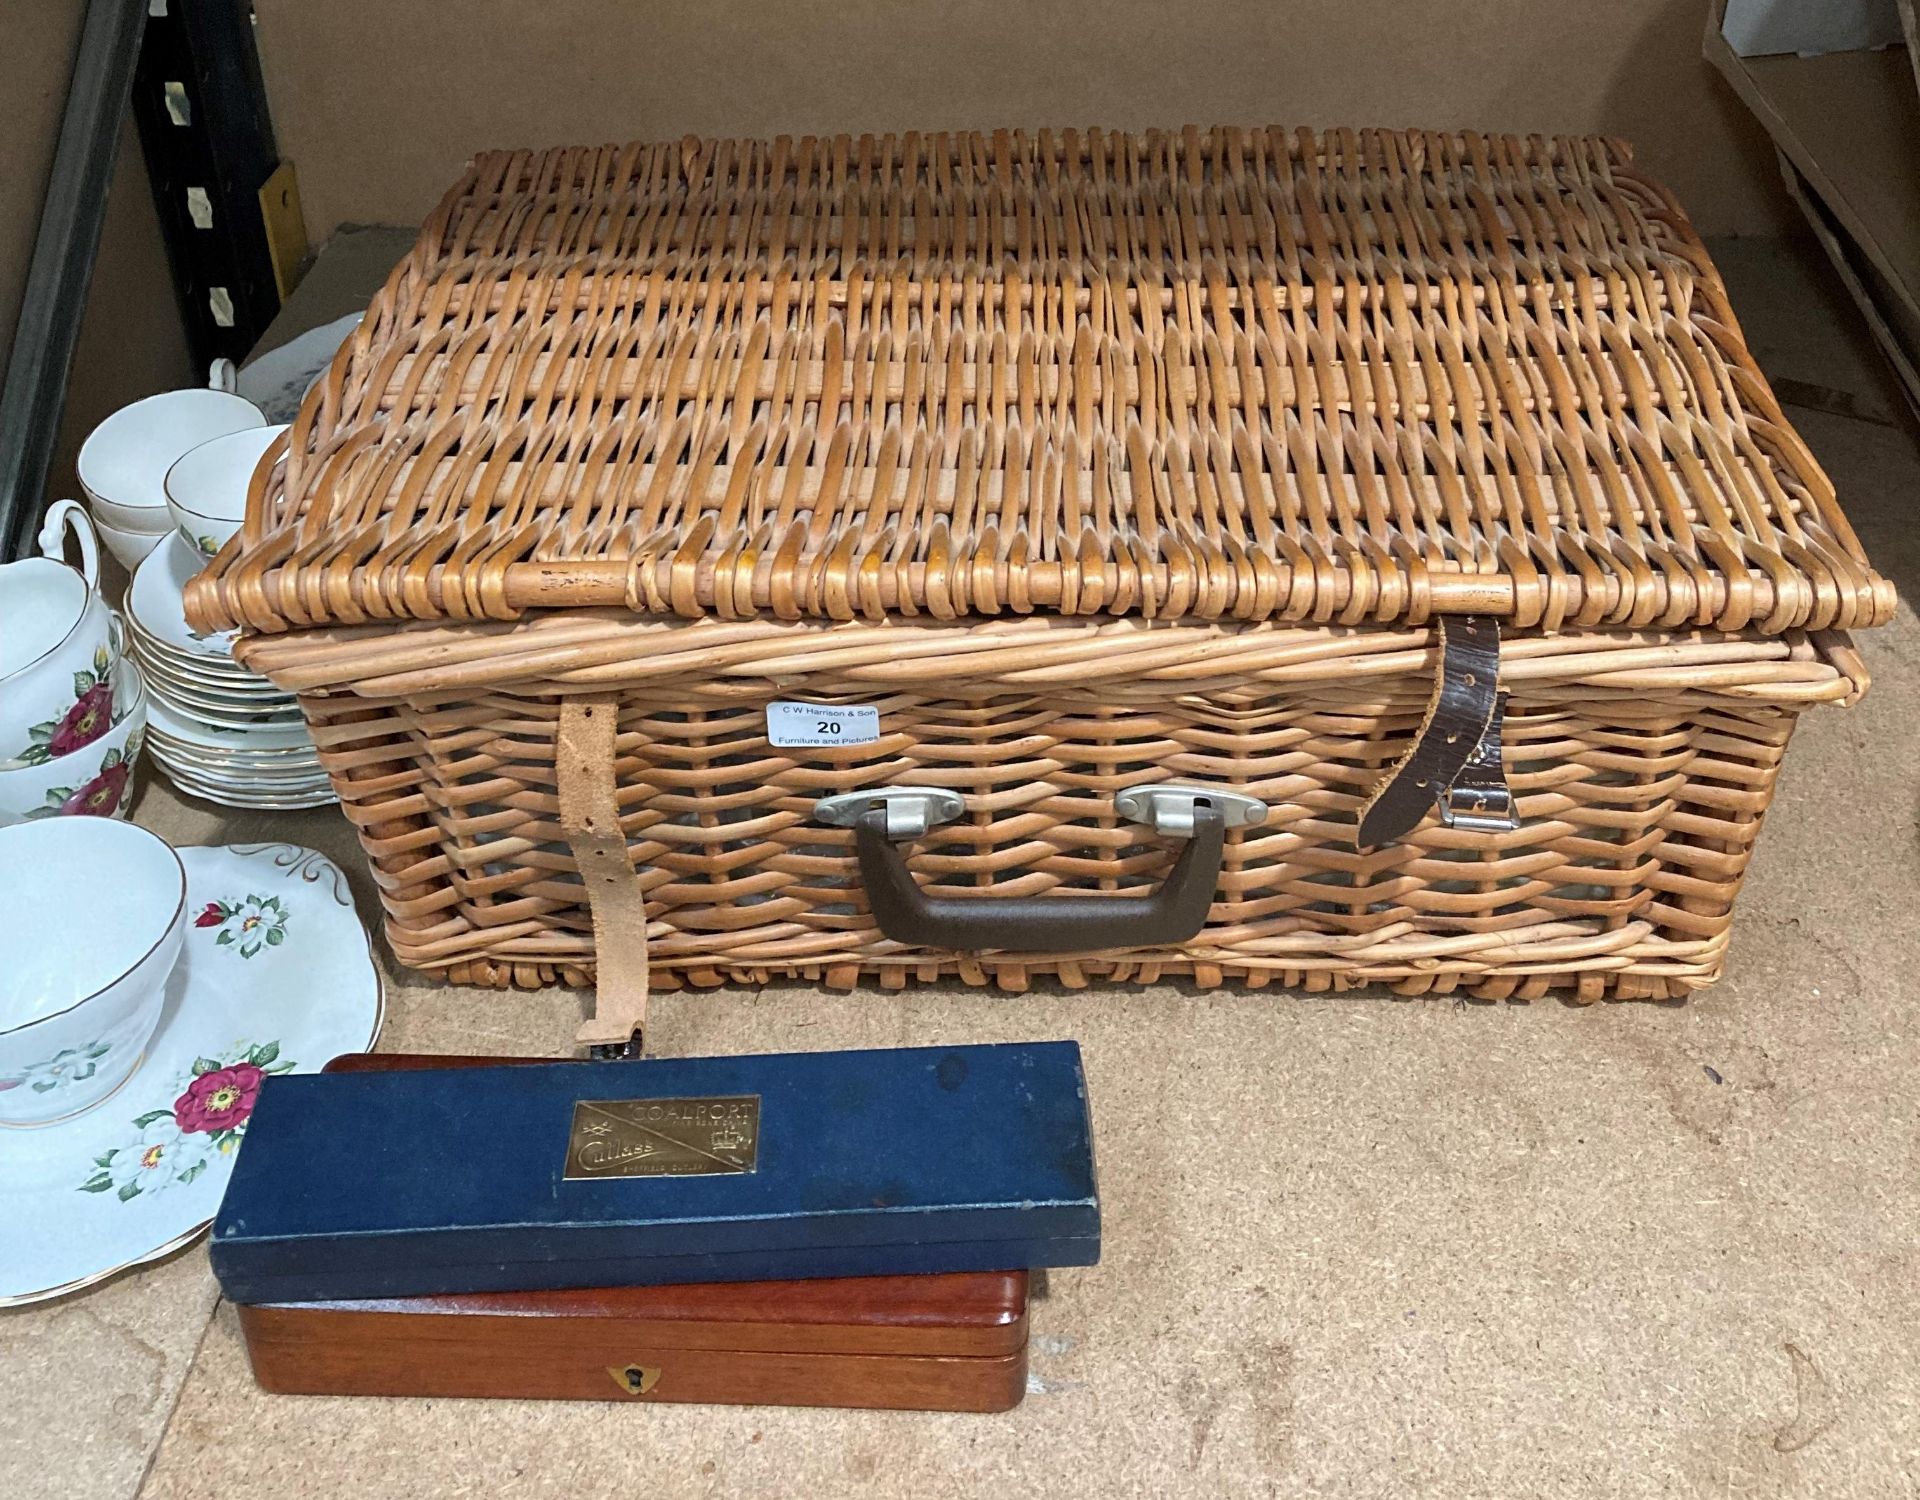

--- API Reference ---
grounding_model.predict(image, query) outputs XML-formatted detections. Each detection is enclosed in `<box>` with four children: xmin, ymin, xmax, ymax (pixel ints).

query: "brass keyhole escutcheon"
<box><xmin>609</xmin><ymin>1363</ymin><xmax>663</xmax><ymax>1397</ymax></box>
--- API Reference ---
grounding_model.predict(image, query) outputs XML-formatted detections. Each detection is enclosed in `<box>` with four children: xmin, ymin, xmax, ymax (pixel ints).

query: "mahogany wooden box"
<box><xmin>230</xmin><ymin>1052</ymin><xmax>1030</xmax><ymax>1411</ymax></box>
<box><xmin>236</xmin><ymin>1272</ymin><xmax>1029</xmax><ymax>1411</ymax></box>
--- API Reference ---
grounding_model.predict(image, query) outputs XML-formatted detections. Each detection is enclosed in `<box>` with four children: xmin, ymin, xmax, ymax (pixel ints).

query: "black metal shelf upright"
<box><xmin>0</xmin><ymin>0</ymin><xmax>293</xmax><ymax>561</ymax></box>
<box><xmin>0</xmin><ymin>0</ymin><xmax>144</xmax><ymax>562</ymax></box>
<box><xmin>130</xmin><ymin>0</ymin><xmax>286</xmax><ymax>374</ymax></box>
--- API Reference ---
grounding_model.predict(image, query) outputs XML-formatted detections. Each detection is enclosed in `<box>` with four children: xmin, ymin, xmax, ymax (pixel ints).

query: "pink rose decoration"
<box><xmin>58</xmin><ymin>760</ymin><xmax>129</xmax><ymax>817</ymax></box>
<box><xmin>195</xmin><ymin>903</ymin><xmax>226</xmax><ymax>928</ymax></box>
<box><xmin>48</xmin><ymin>683</ymin><xmax>113</xmax><ymax>757</ymax></box>
<box><xmin>173</xmin><ymin>1064</ymin><xmax>265</xmax><ymax>1134</ymax></box>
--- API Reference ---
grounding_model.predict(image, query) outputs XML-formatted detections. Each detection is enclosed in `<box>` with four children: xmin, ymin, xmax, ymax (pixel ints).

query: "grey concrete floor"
<box><xmin>2</xmin><ymin>231</ymin><xmax>1917</xmax><ymax>1500</ymax></box>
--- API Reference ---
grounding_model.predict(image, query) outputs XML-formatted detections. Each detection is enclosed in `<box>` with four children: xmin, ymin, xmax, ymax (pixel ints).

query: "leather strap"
<box><xmin>1357</xmin><ymin>615</ymin><xmax>1504</xmax><ymax>848</ymax></box>
<box><xmin>556</xmin><ymin>695</ymin><xmax>649</xmax><ymax>1057</ymax></box>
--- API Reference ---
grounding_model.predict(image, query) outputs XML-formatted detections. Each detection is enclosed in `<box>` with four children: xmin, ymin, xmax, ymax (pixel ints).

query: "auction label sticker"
<box><xmin>767</xmin><ymin>701</ymin><xmax>881</xmax><ymax>748</ymax></box>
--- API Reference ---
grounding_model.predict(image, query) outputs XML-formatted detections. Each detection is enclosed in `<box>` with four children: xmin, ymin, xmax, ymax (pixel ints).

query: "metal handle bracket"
<box><xmin>1437</xmin><ymin>692</ymin><xmax>1517</xmax><ymax>833</ymax></box>
<box><xmin>813</xmin><ymin>786</ymin><xmax>964</xmax><ymax>841</ymax></box>
<box><xmin>1113</xmin><ymin>784</ymin><xmax>1268</xmax><ymax>838</ymax></box>
<box><xmin>815</xmin><ymin>783</ymin><xmax>1267</xmax><ymax>843</ymax></box>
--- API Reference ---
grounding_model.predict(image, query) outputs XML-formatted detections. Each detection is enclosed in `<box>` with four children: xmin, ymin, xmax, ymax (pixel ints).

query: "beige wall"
<box><xmin>50</xmin><ymin>124</ymin><xmax>198</xmax><ymax>527</ymax></box>
<box><xmin>0</xmin><ymin>1</ymin><xmax>193</xmax><ymax>529</ymax></box>
<box><xmin>0</xmin><ymin>0</ymin><xmax>87</xmax><ymax>366</ymax></box>
<box><xmin>257</xmin><ymin>0</ymin><xmax>1790</xmax><ymax>240</ymax></box>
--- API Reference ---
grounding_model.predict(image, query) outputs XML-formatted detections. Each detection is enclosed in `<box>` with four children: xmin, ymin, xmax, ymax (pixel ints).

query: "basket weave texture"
<box><xmin>195</xmin><ymin>126</ymin><xmax>1890</xmax><ymax>637</ymax></box>
<box><xmin>189</xmin><ymin>126</ymin><xmax>1887</xmax><ymax>999</ymax></box>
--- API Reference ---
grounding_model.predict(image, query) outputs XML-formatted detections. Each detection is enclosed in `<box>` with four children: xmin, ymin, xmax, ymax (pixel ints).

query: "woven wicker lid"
<box><xmin>189</xmin><ymin>125</ymin><xmax>1892</xmax><ymax>637</ymax></box>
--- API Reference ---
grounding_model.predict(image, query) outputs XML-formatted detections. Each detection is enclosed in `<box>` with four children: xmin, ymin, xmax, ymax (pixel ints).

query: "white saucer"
<box><xmin>143</xmin><ymin>739</ymin><xmax>328</xmax><ymax>782</ymax></box>
<box><xmin>133</xmin><ymin>651</ymin><xmax>289</xmax><ymax>697</ymax></box>
<box><xmin>151</xmin><ymin>770</ymin><xmax>337</xmax><ymax>811</ymax></box>
<box><xmin>124</xmin><ymin>534</ymin><xmax>334</xmax><ymax>810</ymax></box>
<box><xmin>128</xmin><ymin>534</ymin><xmax>240</xmax><ymax>660</ymax></box>
<box><xmin>0</xmin><ymin>843</ymin><xmax>382</xmax><ymax>1305</ymax></box>
<box><xmin>148</xmin><ymin>697</ymin><xmax>316</xmax><ymax>754</ymax></box>
<box><xmin>126</xmin><ymin>632</ymin><xmax>268</xmax><ymax>691</ymax></box>
<box><xmin>143</xmin><ymin>686</ymin><xmax>304</xmax><ymax>731</ymax></box>
<box><xmin>147</xmin><ymin>749</ymin><xmax>328</xmax><ymax>786</ymax></box>
<box><xmin>147</xmin><ymin>757</ymin><xmax>331</xmax><ymax>793</ymax></box>
<box><xmin>141</xmin><ymin>674</ymin><xmax>300</xmax><ymax>715</ymax></box>
<box><xmin>144</xmin><ymin>741</ymin><xmax>324</xmax><ymax>776</ymax></box>
<box><xmin>125</xmin><ymin>624</ymin><xmax>256</xmax><ymax>685</ymax></box>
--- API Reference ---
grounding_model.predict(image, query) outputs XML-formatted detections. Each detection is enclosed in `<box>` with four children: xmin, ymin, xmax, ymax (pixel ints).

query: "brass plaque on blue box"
<box><xmin>565</xmin><ymin>1095</ymin><xmax>760</xmax><ymax>1178</ymax></box>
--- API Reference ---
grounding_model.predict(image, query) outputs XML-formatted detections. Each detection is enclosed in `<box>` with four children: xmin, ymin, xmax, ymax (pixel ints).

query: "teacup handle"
<box><xmin>209</xmin><ymin>358</ymin><xmax>238</xmax><ymax>394</ymax></box>
<box><xmin>38</xmin><ymin>499</ymin><xmax>100</xmax><ymax>587</ymax></box>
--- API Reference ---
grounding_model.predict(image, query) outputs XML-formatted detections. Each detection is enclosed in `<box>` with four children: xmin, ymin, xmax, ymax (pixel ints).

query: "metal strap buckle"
<box><xmin>1437</xmin><ymin>692</ymin><xmax>1518</xmax><ymax>833</ymax></box>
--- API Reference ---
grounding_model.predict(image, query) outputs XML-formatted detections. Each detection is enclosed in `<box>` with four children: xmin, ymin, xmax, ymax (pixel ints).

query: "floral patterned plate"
<box><xmin>0</xmin><ymin>843</ymin><xmax>382</xmax><ymax>1305</ymax></box>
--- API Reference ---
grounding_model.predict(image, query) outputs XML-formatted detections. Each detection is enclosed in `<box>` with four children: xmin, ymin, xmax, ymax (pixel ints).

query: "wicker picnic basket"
<box><xmin>188</xmin><ymin>126</ymin><xmax>1890</xmax><ymax>1018</ymax></box>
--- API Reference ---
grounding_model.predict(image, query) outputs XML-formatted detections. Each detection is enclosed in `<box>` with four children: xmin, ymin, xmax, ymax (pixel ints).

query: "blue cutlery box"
<box><xmin>209</xmin><ymin>1041</ymin><xmax>1099</xmax><ymax>1303</ymax></box>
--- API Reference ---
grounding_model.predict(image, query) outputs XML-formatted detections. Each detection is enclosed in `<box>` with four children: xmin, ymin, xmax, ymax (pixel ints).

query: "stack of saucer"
<box><xmin>124</xmin><ymin>535</ymin><xmax>335</xmax><ymax>809</ymax></box>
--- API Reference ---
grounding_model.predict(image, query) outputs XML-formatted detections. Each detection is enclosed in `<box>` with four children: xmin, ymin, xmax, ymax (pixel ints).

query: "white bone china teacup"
<box><xmin>164</xmin><ymin>423</ymin><xmax>288</xmax><ymax>560</ymax></box>
<box><xmin>0</xmin><ymin>502</ymin><xmax>123</xmax><ymax>769</ymax></box>
<box><xmin>0</xmin><ymin>817</ymin><xmax>186</xmax><ymax>1126</ymax></box>
<box><xmin>0</xmin><ymin>657</ymin><xmax>148</xmax><ymax>826</ymax></box>
<box><xmin>78</xmin><ymin>361</ymin><xmax>264</xmax><ymax>532</ymax></box>
<box><xmin>93</xmin><ymin>516</ymin><xmax>169</xmax><ymax>572</ymax></box>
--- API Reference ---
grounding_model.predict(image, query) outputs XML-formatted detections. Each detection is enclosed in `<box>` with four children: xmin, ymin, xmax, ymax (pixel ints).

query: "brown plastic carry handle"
<box><xmin>855</xmin><ymin>806</ymin><xmax>1226</xmax><ymax>952</ymax></box>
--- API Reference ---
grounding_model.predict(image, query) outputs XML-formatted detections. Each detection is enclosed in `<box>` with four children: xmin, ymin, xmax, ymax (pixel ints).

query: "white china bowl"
<box><xmin>0</xmin><ymin>661</ymin><xmax>148</xmax><ymax>826</ymax></box>
<box><xmin>0</xmin><ymin>816</ymin><xmax>185</xmax><ymax>1126</ymax></box>
<box><xmin>94</xmin><ymin>518</ymin><xmax>169</xmax><ymax>572</ymax></box>
<box><xmin>164</xmin><ymin>424</ymin><xmax>288</xmax><ymax>560</ymax></box>
<box><xmin>78</xmin><ymin>388</ymin><xmax>264</xmax><ymax>525</ymax></box>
